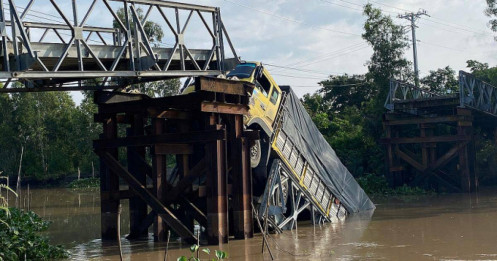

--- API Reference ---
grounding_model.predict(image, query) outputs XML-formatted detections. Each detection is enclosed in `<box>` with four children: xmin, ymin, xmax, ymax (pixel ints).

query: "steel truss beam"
<box><xmin>0</xmin><ymin>0</ymin><xmax>239</xmax><ymax>91</ymax></box>
<box><xmin>386</xmin><ymin>71</ymin><xmax>497</xmax><ymax>118</ymax></box>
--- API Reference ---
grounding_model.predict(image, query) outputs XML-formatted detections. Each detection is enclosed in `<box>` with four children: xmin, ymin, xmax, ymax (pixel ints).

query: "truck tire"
<box><xmin>252</xmin><ymin>134</ymin><xmax>270</xmax><ymax>196</ymax></box>
<box><xmin>250</xmin><ymin>139</ymin><xmax>262</xmax><ymax>168</ymax></box>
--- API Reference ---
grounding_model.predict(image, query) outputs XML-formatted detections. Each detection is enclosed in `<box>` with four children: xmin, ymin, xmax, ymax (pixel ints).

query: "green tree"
<box><xmin>301</xmin><ymin>93</ymin><xmax>331</xmax><ymax>131</ymax></box>
<box><xmin>135</xmin><ymin>78</ymin><xmax>181</xmax><ymax>98</ymax></box>
<box><xmin>318</xmin><ymin>74</ymin><xmax>372</xmax><ymax>114</ymax></box>
<box><xmin>486</xmin><ymin>0</ymin><xmax>497</xmax><ymax>33</ymax></box>
<box><xmin>114</xmin><ymin>7</ymin><xmax>164</xmax><ymax>43</ymax></box>
<box><xmin>466</xmin><ymin>60</ymin><xmax>497</xmax><ymax>86</ymax></box>
<box><xmin>420</xmin><ymin>66</ymin><xmax>459</xmax><ymax>94</ymax></box>
<box><xmin>362</xmin><ymin>3</ymin><xmax>410</xmax><ymax>102</ymax></box>
<box><xmin>113</xmin><ymin>8</ymin><xmax>181</xmax><ymax>97</ymax></box>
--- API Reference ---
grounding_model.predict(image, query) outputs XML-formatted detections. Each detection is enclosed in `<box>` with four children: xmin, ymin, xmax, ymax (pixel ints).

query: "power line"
<box><xmin>318</xmin><ymin>0</ymin><xmax>364</xmax><ymax>12</ymax></box>
<box><xmin>297</xmin><ymin>44</ymin><xmax>369</xmax><ymax>68</ymax></box>
<box><xmin>271</xmin><ymin>42</ymin><xmax>366</xmax><ymax>71</ymax></box>
<box><xmin>265</xmin><ymin>63</ymin><xmax>341</xmax><ymax>76</ymax></box>
<box><xmin>271</xmin><ymin>73</ymin><xmax>327</xmax><ymax>80</ymax></box>
<box><xmin>417</xmin><ymin>40</ymin><xmax>465</xmax><ymax>53</ymax></box>
<box><xmin>366</xmin><ymin>0</ymin><xmax>491</xmax><ymax>36</ymax></box>
<box><xmin>292</xmin><ymin>82</ymin><xmax>367</xmax><ymax>88</ymax></box>
<box><xmin>221</xmin><ymin>0</ymin><xmax>362</xmax><ymax>37</ymax></box>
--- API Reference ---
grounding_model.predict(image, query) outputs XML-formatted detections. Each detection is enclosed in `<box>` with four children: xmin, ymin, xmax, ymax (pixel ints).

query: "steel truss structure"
<box><xmin>386</xmin><ymin>71</ymin><xmax>497</xmax><ymax>118</ymax></box>
<box><xmin>0</xmin><ymin>0</ymin><xmax>239</xmax><ymax>91</ymax></box>
<box><xmin>459</xmin><ymin>71</ymin><xmax>497</xmax><ymax>117</ymax></box>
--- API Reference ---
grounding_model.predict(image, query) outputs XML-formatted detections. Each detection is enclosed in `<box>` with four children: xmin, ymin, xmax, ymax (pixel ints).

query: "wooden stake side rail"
<box><xmin>94</xmin><ymin>77</ymin><xmax>255</xmax><ymax>245</ymax></box>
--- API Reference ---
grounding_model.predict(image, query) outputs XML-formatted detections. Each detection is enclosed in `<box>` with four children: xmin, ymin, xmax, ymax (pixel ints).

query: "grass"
<box><xmin>67</xmin><ymin>177</ymin><xmax>100</xmax><ymax>189</ymax></box>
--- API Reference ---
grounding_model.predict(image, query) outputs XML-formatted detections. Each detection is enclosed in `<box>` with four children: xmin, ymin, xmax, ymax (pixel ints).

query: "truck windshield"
<box><xmin>227</xmin><ymin>63</ymin><xmax>256</xmax><ymax>79</ymax></box>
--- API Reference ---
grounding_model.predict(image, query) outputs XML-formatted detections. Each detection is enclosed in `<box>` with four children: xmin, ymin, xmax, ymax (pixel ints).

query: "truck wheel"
<box><xmin>251</xmin><ymin>135</ymin><xmax>270</xmax><ymax>196</ymax></box>
<box><xmin>250</xmin><ymin>139</ymin><xmax>262</xmax><ymax>168</ymax></box>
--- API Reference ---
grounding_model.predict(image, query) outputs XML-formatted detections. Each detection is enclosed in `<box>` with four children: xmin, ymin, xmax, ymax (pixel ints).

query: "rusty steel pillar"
<box><xmin>127</xmin><ymin>113</ymin><xmax>148</xmax><ymax>239</ymax></box>
<box><xmin>457</xmin><ymin>108</ymin><xmax>475</xmax><ymax>192</ymax></box>
<box><xmin>206</xmin><ymin>114</ymin><xmax>228</xmax><ymax>244</ymax></box>
<box><xmin>233</xmin><ymin>115</ymin><xmax>253</xmax><ymax>239</ymax></box>
<box><xmin>100</xmin><ymin>115</ymin><xmax>119</xmax><ymax>240</ymax></box>
<box><xmin>152</xmin><ymin>118</ymin><xmax>167</xmax><ymax>241</ymax></box>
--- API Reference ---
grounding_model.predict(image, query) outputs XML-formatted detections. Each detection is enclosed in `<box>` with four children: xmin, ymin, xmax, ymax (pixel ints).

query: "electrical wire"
<box><xmin>271</xmin><ymin>73</ymin><xmax>327</xmax><ymax>80</ymax></box>
<box><xmin>417</xmin><ymin>40</ymin><xmax>466</xmax><ymax>53</ymax></box>
<box><xmin>293</xmin><ymin>82</ymin><xmax>367</xmax><ymax>88</ymax></box>
<box><xmin>264</xmin><ymin>63</ymin><xmax>339</xmax><ymax>76</ymax></box>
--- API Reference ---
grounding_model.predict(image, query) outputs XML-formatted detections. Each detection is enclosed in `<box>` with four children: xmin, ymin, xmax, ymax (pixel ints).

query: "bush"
<box><xmin>358</xmin><ymin>173</ymin><xmax>431</xmax><ymax>196</ymax></box>
<box><xmin>68</xmin><ymin>177</ymin><xmax>100</xmax><ymax>189</ymax></box>
<box><xmin>0</xmin><ymin>208</ymin><xmax>67</xmax><ymax>260</ymax></box>
<box><xmin>357</xmin><ymin>173</ymin><xmax>391</xmax><ymax>195</ymax></box>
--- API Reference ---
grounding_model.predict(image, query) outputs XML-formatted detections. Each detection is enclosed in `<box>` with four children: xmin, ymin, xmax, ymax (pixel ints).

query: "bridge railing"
<box><xmin>0</xmin><ymin>0</ymin><xmax>239</xmax><ymax>91</ymax></box>
<box><xmin>384</xmin><ymin>79</ymin><xmax>441</xmax><ymax>111</ymax></box>
<box><xmin>459</xmin><ymin>71</ymin><xmax>497</xmax><ymax>116</ymax></box>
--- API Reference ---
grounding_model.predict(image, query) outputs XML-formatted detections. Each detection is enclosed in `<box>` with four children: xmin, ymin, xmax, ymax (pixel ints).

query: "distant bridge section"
<box><xmin>382</xmin><ymin>71</ymin><xmax>497</xmax><ymax>193</ymax></box>
<box><xmin>385</xmin><ymin>71</ymin><xmax>497</xmax><ymax>118</ymax></box>
<box><xmin>0</xmin><ymin>0</ymin><xmax>239</xmax><ymax>92</ymax></box>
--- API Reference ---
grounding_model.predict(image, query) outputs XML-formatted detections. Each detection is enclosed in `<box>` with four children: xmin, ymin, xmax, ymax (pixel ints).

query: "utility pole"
<box><xmin>399</xmin><ymin>10</ymin><xmax>429</xmax><ymax>88</ymax></box>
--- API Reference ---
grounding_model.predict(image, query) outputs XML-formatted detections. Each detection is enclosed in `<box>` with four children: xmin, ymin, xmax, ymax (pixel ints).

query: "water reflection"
<box><xmin>17</xmin><ymin>187</ymin><xmax>497</xmax><ymax>260</ymax></box>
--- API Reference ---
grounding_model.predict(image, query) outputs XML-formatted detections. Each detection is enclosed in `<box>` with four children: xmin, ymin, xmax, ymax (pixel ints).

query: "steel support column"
<box><xmin>233</xmin><ymin>115</ymin><xmax>253</xmax><ymax>239</ymax></box>
<box><xmin>100</xmin><ymin>115</ymin><xmax>119</xmax><ymax>240</ymax></box>
<box><xmin>127</xmin><ymin>113</ymin><xmax>148</xmax><ymax>239</ymax></box>
<box><xmin>206</xmin><ymin>114</ymin><xmax>228</xmax><ymax>244</ymax></box>
<box><xmin>457</xmin><ymin>108</ymin><xmax>475</xmax><ymax>192</ymax></box>
<box><xmin>152</xmin><ymin>118</ymin><xmax>167</xmax><ymax>241</ymax></box>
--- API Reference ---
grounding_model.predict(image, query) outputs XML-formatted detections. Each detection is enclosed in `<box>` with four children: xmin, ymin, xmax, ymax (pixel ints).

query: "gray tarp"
<box><xmin>280</xmin><ymin>86</ymin><xmax>375</xmax><ymax>213</ymax></box>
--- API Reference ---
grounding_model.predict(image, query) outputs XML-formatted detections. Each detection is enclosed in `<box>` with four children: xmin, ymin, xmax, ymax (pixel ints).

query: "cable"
<box><xmin>417</xmin><ymin>40</ymin><xmax>466</xmax><ymax>53</ymax></box>
<box><xmin>318</xmin><ymin>0</ymin><xmax>364</xmax><ymax>13</ymax></box>
<box><xmin>272</xmin><ymin>73</ymin><xmax>326</xmax><ymax>80</ymax></box>
<box><xmin>366</xmin><ymin>0</ymin><xmax>491</xmax><ymax>36</ymax></box>
<box><xmin>293</xmin><ymin>82</ymin><xmax>367</xmax><ymax>88</ymax></box>
<box><xmin>264</xmin><ymin>63</ymin><xmax>339</xmax><ymax>76</ymax></box>
<box><xmin>221</xmin><ymin>0</ymin><xmax>362</xmax><ymax>37</ymax></box>
<box><xmin>268</xmin><ymin>42</ymin><xmax>367</xmax><ymax>74</ymax></box>
<box><xmin>297</xmin><ymin>44</ymin><xmax>369</xmax><ymax>68</ymax></box>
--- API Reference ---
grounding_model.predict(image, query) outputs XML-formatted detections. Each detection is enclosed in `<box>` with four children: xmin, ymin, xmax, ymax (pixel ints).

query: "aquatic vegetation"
<box><xmin>0</xmin><ymin>208</ymin><xmax>68</xmax><ymax>260</ymax></box>
<box><xmin>68</xmin><ymin>177</ymin><xmax>100</xmax><ymax>189</ymax></box>
<box><xmin>177</xmin><ymin>244</ymin><xmax>228</xmax><ymax>261</ymax></box>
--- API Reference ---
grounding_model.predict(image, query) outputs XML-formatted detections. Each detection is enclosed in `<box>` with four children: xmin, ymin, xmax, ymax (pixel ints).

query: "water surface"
<box><xmin>22</xmin><ymin>187</ymin><xmax>497</xmax><ymax>260</ymax></box>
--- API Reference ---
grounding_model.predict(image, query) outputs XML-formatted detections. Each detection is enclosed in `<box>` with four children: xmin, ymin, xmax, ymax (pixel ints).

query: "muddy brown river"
<box><xmin>20</xmin><ymin>187</ymin><xmax>497</xmax><ymax>260</ymax></box>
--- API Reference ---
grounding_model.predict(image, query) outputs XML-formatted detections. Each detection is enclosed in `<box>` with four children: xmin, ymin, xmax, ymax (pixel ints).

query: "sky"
<box><xmin>184</xmin><ymin>0</ymin><xmax>497</xmax><ymax>98</ymax></box>
<box><xmin>10</xmin><ymin>0</ymin><xmax>497</xmax><ymax>102</ymax></box>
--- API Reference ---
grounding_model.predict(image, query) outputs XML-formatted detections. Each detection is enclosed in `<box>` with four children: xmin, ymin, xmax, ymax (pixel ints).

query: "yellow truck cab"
<box><xmin>226</xmin><ymin>62</ymin><xmax>282</xmax><ymax>136</ymax></box>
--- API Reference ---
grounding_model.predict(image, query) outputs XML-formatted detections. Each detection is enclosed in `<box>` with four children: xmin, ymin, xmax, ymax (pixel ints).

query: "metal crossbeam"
<box><xmin>0</xmin><ymin>0</ymin><xmax>239</xmax><ymax>91</ymax></box>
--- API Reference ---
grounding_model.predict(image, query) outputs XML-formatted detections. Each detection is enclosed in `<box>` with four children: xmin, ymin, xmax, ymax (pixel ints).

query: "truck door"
<box><xmin>254</xmin><ymin>71</ymin><xmax>280</xmax><ymax>130</ymax></box>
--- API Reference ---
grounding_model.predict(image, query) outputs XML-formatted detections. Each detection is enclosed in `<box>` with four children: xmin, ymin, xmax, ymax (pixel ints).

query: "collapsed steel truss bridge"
<box><xmin>0</xmin><ymin>0</ymin><xmax>238</xmax><ymax>92</ymax></box>
<box><xmin>383</xmin><ymin>71</ymin><xmax>497</xmax><ymax>192</ymax></box>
